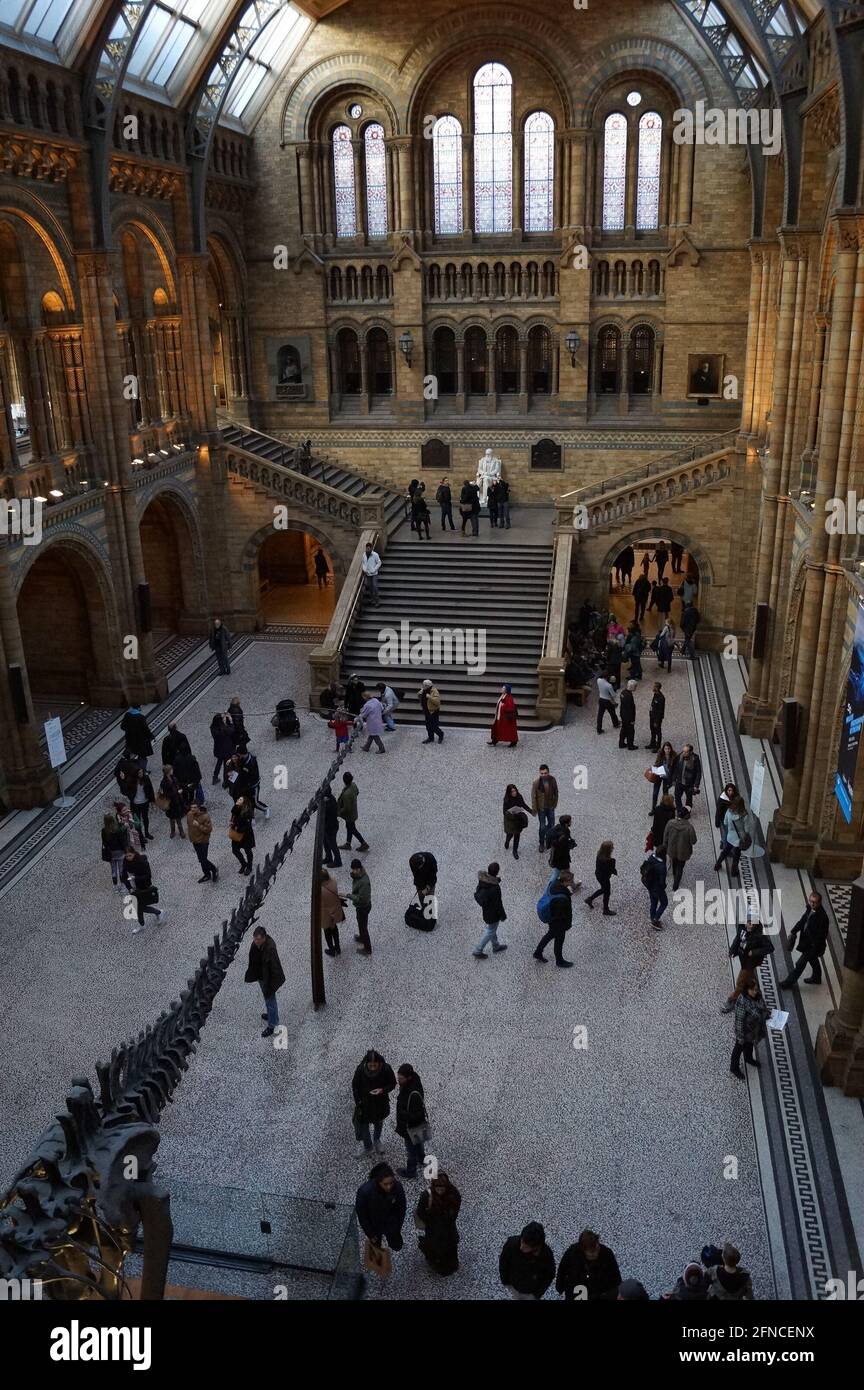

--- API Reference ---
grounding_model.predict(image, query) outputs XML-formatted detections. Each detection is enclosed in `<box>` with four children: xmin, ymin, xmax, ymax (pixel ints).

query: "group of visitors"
<box><xmin>403</xmin><ymin>477</ymin><xmax>512</xmax><ymax>536</ymax></box>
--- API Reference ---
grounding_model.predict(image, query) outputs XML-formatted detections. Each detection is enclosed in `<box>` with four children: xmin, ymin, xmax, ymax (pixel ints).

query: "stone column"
<box><xmin>741</xmin><ymin>245</ymin><xmax>765</xmax><ymax>437</ymax></box>
<box><xmin>624</xmin><ymin>116</ymin><xmax>638</xmax><ymax>238</ymax></box>
<box><xmin>0</xmin><ymin>547</ymin><xmax>58</xmax><ymax>806</ymax></box>
<box><xmin>322</xmin><ymin>148</ymin><xmax>335</xmax><ymax>244</ymax></box>
<box><xmin>486</xmin><ymin>338</ymin><xmax>496</xmax><ymax>415</ymax></box>
<box><xmin>514</xmin><ymin>129</ymin><xmax>524</xmax><ymax>236</ymax></box>
<box><xmin>21</xmin><ymin>334</ymin><xmax>50</xmax><ymax>460</ymax></box>
<box><xmin>395</xmin><ymin>137</ymin><xmax>414</xmax><ymax>235</ymax></box>
<box><xmin>568</xmin><ymin>131</ymin><xmax>587</xmax><ymax>230</ymax></box>
<box><xmin>297</xmin><ymin>143</ymin><xmax>315</xmax><ymax>238</ymax></box>
<box><xmin>800</xmin><ymin>314</ymin><xmax>828</xmax><ymax>488</ymax></box>
<box><xmin>618</xmin><ymin>335</ymin><xmax>629</xmax><ymax>417</ymax></box>
<box><xmin>462</xmin><ymin>135</ymin><xmax>473</xmax><ymax>237</ymax></box>
<box><xmin>675</xmin><ymin>141</ymin><xmax>693</xmax><ymax>226</ymax></box>
<box><xmin>352</xmin><ymin>139</ymin><xmax>367</xmax><ymax>241</ymax></box>
<box><xmin>0</xmin><ymin>339</ymin><xmax>20</xmax><ymax>474</ymax></box>
<box><xmin>518</xmin><ymin>337</ymin><xmax>529</xmax><ymax>410</ymax></box>
<box><xmin>311</xmin><ymin>142</ymin><xmax>325</xmax><ymax>240</ymax></box>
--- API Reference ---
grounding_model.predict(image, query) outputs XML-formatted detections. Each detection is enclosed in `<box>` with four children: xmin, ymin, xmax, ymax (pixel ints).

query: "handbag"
<box><xmin>362</xmin><ymin>1239</ymin><xmax>392</xmax><ymax>1278</ymax></box>
<box><xmin>228</xmin><ymin>825</ymin><xmax>244</xmax><ymax>844</ymax></box>
<box><xmin>644</xmin><ymin>768</ymin><xmax>661</xmax><ymax>784</ymax></box>
<box><xmin>459</xmin><ymin>502</ymin><xmax>472</xmax><ymax>516</ymax></box>
<box><xmin>155</xmin><ymin>792</ymin><xmax>171</xmax><ymax>812</ymax></box>
<box><xmin>407</xmin><ymin>1121</ymin><xmax>432</xmax><ymax>1145</ymax></box>
<box><xmin>739</xmin><ymin>833</ymin><xmax>752</xmax><ymax>851</ymax></box>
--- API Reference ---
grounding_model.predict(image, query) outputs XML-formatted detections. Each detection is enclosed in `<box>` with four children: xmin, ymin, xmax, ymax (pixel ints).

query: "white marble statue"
<box><xmin>476</xmin><ymin>447</ymin><xmax>502</xmax><ymax>507</ymax></box>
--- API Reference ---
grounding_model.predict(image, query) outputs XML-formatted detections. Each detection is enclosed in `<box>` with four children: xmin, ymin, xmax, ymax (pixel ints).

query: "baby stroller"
<box><xmin>271</xmin><ymin>698</ymin><xmax>301</xmax><ymax>739</ymax></box>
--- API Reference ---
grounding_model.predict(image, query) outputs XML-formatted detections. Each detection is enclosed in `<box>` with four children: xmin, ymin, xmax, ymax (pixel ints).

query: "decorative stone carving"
<box><xmin>0</xmin><ymin>135</ymin><xmax>77</xmax><ymax>182</ymax></box>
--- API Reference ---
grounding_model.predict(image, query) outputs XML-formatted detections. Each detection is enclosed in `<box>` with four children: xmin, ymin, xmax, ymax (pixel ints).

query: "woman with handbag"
<box><xmin>229</xmin><ymin>796</ymin><xmax>255</xmax><ymax>875</ymax></box>
<box><xmin>416</xmin><ymin>1172</ymin><xmax>462</xmax><ymax>1276</ymax></box>
<box><xmin>120</xmin><ymin>847</ymin><xmax>166</xmax><ymax>934</ymax></box>
<box><xmin>351</xmin><ymin>1049</ymin><xmax>397</xmax><ymax>1157</ymax></box>
<box><xmin>714</xmin><ymin>795</ymin><xmax>751</xmax><ymax>877</ymax></box>
<box><xmin>157</xmin><ymin>765</ymin><xmax>186</xmax><ymax>839</ymax></box>
<box><xmin>650</xmin><ymin>741</ymin><xmax>678</xmax><ymax>812</ymax></box>
<box><xmin>730</xmin><ymin>978</ymin><xmax>770</xmax><ymax>1079</ymax></box>
<box><xmin>394</xmin><ymin>1063</ymin><xmax>429</xmax><ymax>1180</ymax></box>
<box><xmin>503</xmin><ymin>784</ymin><xmax>533</xmax><ymax>859</ymax></box>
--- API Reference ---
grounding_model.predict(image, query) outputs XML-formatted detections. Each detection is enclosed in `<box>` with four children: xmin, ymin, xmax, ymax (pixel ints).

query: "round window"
<box><xmin>348</xmin><ymin>103</ymin><xmax>363</xmax><ymax>119</ymax></box>
<box><xmin>626</xmin><ymin>91</ymin><xmax>642</xmax><ymax>107</ymax></box>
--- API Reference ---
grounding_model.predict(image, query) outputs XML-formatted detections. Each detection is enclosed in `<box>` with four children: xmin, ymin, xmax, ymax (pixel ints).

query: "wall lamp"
<box><xmin>399</xmin><ymin>330</ymin><xmax>414</xmax><ymax>367</ymax></box>
<box><xmin>565</xmin><ymin>330</ymin><xmax>581</xmax><ymax>367</ymax></box>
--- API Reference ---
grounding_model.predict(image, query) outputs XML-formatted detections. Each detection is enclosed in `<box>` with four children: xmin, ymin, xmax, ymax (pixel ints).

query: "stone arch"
<box><xmin>110</xmin><ymin>207</ymin><xmax>177</xmax><ymax>302</ymax></box>
<box><xmin>491</xmin><ymin>312</ymin><xmax>528</xmax><ymax>340</ymax></box>
<box><xmin>574</xmin><ymin>36</ymin><xmax>710</xmax><ymax>122</ymax></box>
<box><xmin>0</xmin><ymin>202</ymin><xmax>76</xmax><ymax>313</ymax></box>
<box><xmin>281</xmin><ymin>60</ymin><xmax>404</xmax><ymax>143</ymax></box>
<box><xmin>15</xmin><ymin>533</ymin><xmax>123</xmax><ymax>705</ymax></box>
<box><xmin>596</xmin><ymin>526</ymin><xmax>715</xmax><ymax>590</ymax></box>
<box><xmin>137</xmin><ymin>483</ymin><xmax>209</xmax><ymax>633</ymax></box>
<box><xmin>207</xmin><ymin>229</ymin><xmax>247</xmax><ymax>310</ymax></box>
<box><xmin>240</xmin><ymin>516</ymin><xmax>351</xmax><ymax>629</ymax></box>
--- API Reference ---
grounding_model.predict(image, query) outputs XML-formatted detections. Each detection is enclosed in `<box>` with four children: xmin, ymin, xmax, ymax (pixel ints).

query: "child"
<box><xmin>328</xmin><ymin>704</ymin><xmax>351</xmax><ymax>751</ymax></box>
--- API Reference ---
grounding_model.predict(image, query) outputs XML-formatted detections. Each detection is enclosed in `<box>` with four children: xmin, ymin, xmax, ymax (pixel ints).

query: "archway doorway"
<box><xmin>140</xmin><ymin>494</ymin><xmax>201</xmax><ymax>635</ymax></box>
<box><xmin>17</xmin><ymin>544</ymin><xmax>118</xmax><ymax>705</ymax></box>
<box><xmin>606</xmin><ymin>536</ymin><xmax>700</xmax><ymax>637</ymax></box>
<box><xmin>630</xmin><ymin>325</ymin><xmax>655</xmax><ymax>395</ymax></box>
<box><xmin>596</xmin><ymin>325</ymin><xmax>620</xmax><ymax>394</ymax></box>
<box><xmin>257</xmin><ymin>531</ymin><xmax>336</xmax><ymax>625</ymax></box>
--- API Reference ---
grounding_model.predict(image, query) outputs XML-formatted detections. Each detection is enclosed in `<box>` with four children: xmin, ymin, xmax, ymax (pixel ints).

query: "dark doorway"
<box><xmin>630</xmin><ymin>325</ymin><xmax>655</xmax><ymax>395</ymax></box>
<box><xmin>465</xmin><ymin>327</ymin><xmax>487</xmax><ymax>395</ymax></box>
<box><xmin>597</xmin><ymin>326</ymin><xmax>620</xmax><ymax>393</ymax></box>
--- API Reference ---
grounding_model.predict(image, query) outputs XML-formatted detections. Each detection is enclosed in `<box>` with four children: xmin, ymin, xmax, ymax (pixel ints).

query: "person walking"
<box><xmin>534</xmin><ymin>870</ymin><xmax>575</xmax><ymax>967</ymax></box>
<box><xmin>489</xmin><ymin>684</ymin><xmax>519</xmax><ymax>747</ymax></box>
<box><xmin>531</xmin><ymin>764</ymin><xmax>559</xmax><ymax>853</ymax></box>
<box><xmin>656</xmin><ymin>618</ymin><xmax>675</xmax><ymax>673</ymax></box>
<box><xmin>120</xmin><ymin>847</ymin><xmax>166</xmax><ymax>934</ymax></box>
<box><xmin>101</xmin><ymin>811</ymin><xmax>129</xmax><ymax>891</ymax></box>
<box><xmin>674</xmin><ymin>743</ymin><xmax>702</xmax><ymax>814</ymax></box>
<box><xmin>375</xmin><ymin>681</ymin><xmax>399</xmax><ymax>731</ymax></box>
<box><xmin>503</xmin><ymin>784</ymin><xmax>533</xmax><ymax>860</ymax></box>
<box><xmin>346</xmin><ymin>858</ymin><xmax>373</xmax><ymax>954</ymax></box>
<box><xmin>244</xmin><ymin>926</ymin><xmax>285</xmax><ymax>1037</ymax></box>
<box><xmin>654</xmin><ymin>543</ymin><xmax>669</xmax><ymax>580</ymax></box>
<box><xmin>596</xmin><ymin>672</ymin><xmax>619</xmax><ymax>733</ymax></box>
<box><xmin>459</xmin><ymin>479</ymin><xmax>480</xmax><ymax>536</ymax></box>
<box><xmin>499</xmin><ymin>1223</ymin><xmax>556</xmax><ymax>1300</ymax></box>
<box><xmin>730</xmin><ymin>978</ymin><xmax>770</xmax><ymax>1079</ymax></box>
<box><xmin>351</xmin><ymin>1049</ymin><xmax>397</xmax><ymax>1155</ymax></box>
<box><xmin>721</xmin><ymin>913</ymin><xmax>775</xmax><ymax>1013</ymax></box>
<box><xmin>670</xmin><ymin>541</ymin><xmax>684</xmax><ymax>575</ymax></box>
<box><xmin>415</xmin><ymin>1172</ymin><xmax>461</xmax><ymax>1276</ymax></box>
<box><xmin>714</xmin><ymin>781</ymin><xmax>738</xmax><ymax>848</ymax></box>
<box><xmin>157</xmin><ymin>765</ymin><xmax>186</xmax><ymax>838</ymax></box>
<box><xmin>436</xmin><ymin>478</ymin><xmax>455</xmax><ymax>531</ymax></box>
<box><xmin>681</xmin><ymin>602</ymin><xmax>700</xmax><ymax>658</ymax></box>
<box><xmin>361</xmin><ymin>542</ymin><xmax>382</xmax><ymax>605</ymax></box>
<box><xmin>680</xmin><ymin>572</ymin><xmax>699</xmax><ymax>606</ymax></box>
<box><xmin>210</xmin><ymin>712</ymin><xmax>235</xmax><ymax>787</ymax></box>
<box><xmin>173</xmin><ymin>745</ymin><xmax>204</xmax><ymax>811</ymax></box>
<box><xmin>320</xmin><ymin>867</ymin><xmax>345</xmax><ymax>956</ymax></box>
<box><xmin>229</xmin><ymin>795</ymin><xmax>255</xmax><ymax>875</ymax></box>
<box><xmin>650</xmin><ymin>792</ymin><xmax>676</xmax><ymax>852</ymax></box>
<box><xmin>187</xmin><ymin>800</ymin><xmax>218</xmax><ymax>883</ymax></box>
<box><xmin>161</xmin><ymin>722</ymin><xmax>191</xmax><ymax>768</ymax></box>
<box><xmin>713</xmin><ymin>793</ymin><xmax>749</xmax><ymax>876</ymax></box>
<box><xmin>620</xmin><ymin>545</ymin><xmax>635</xmax><ymax>589</ymax></box>
<box><xmin>547</xmin><ymin>815</ymin><xmax>578</xmax><ymax>883</ymax></box>
<box><xmin>618</xmin><ymin>679</ymin><xmax>638</xmax><ymax>750</ymax></box>
<box><xmin>337</xmin><ymin>771</ymin><xmax>369</xmax><ymax>851</ymax></box>
<box><xmin>412</xmin><ymin>486</ymin><xmax>431</xmax><ymax>540</ymax></box>
<box><xmin>355</xmin><ymin>1164</ymin><xmax>406</xmax><ymax>1263</ymax></box>
<box><xmin>114</xmin><ymin>751</ymin><xmax>141</xmax><ymax>802</ymax></box>
<box><xmin>651</xmin><ymin>741</ymin><xmax>678</xmax><ymax>812</ymax></box>
<box><xmin>706</xmin><ymin>1244</ymin><xmax>754</xmax><ymax>1300</ymax></box>
<box><xmin>556</xmin><ymin>1230</ymin><xmax>622</xmax><ymax>1301</ymax></box>
<box><xmin>779</xmin><ymin>891</ymin><xmax>829</xmax><ymax>989</ymax></box>
<box><xmin>394</xmin><ymin>1064</ymin><xmax>429</xmax><ymax>1180</ymax></box>
<box><xmin>641</xmin><ymin>844</ymin><xmax>668</xmax><ymax>930</ymax></box>
<box><xmin>623</xmin><ymin>625</ymin><xmax>643</xmax><ymax>681</ymax></box>
<box><xmin>130</xmin><ymin>766</ymin><xmax>155</xmax><ymax>842</ymax></box>
<box><xmin>663</xmin><ymin>806</ymin><xmax>697</xmax><ymax>891</ymax></box>
<box><xmin>209</xmin><ymin>617</ymin><xmax>232</xmax><ymax>675</ymax></box>
<box><xmin>632</xmin><ymin>572</ymin><xmax>651</xmax><ymax>624</ymax></box>
<box><xmin>472</xmin><ymin>862</ymin><xmax>508</xmax><ymax>958</ymax></box>
<box><xmin>419</xmin><ymin>679</ymin><xmax>444</xmax><ymax>744</ymax></box>
<box><xmin>236</xmin><ymin>747</ymin><xmax>269</xmax><ymax>821</ymax></box>
<box><xmin>314</xmin><ymin>547</ymin><xmax>330</xmax><ymax>588</ymax></box>
<box><xmin>646</xmin><ymin>682</ymin><xmax>665</xmax><ymax>751</ymax></box>
<box><xmin>360</xmin><ymin>692</ymin><xmax>387</xmax><ymax>753</ymax></box>
<box><xmin>605</xmin><ymin>638</ymin><xmax>623</xmax><ymax>689</ymax></box>
<box><xmin>321</xmin><ymin>787</ymin><xmax>342</xmax><ymax>868</ymax></box>
<box><xmin>120</xmin><ymin>705</ymin><xmax>154</xmax><ymax>767</ymax></box>
<box><xmin>584</xmin><ymin>842</ymin><xmax>617</xmax><ymax>915</ymax></box>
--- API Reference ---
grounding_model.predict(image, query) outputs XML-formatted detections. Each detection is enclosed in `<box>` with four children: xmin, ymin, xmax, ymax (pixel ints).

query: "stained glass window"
<box><xmin>636</xmin><ymin>111</ymin><xmax>662</xmax><ymax>231</ymax></box>
<box><xmin>433</xmin><ymin>116</ymin><xmax>463</xmax><ymax>236</ymax></box>
<box><xmin>473</xmin><ymin>63</ymin><xmax>512</xmax><ymax>234</ymax></box>
<box><xmin>524</xmin><ymin>111</ymin><xmax>554</xmax><ymax>233</ymax></box>
<box><xmin>332</xmin><ymin>125</ymin><xmax>357</xmax><ymax>239</ymax></box>
<box><xmin>602</xmin><ymin>113</ymin><xmax>627</xmax><ymax>232</ymax></box>
<box><xmin>364</xmin><ymin>124</ymin><xmax>388</xmax><ymax>238</ymax></box>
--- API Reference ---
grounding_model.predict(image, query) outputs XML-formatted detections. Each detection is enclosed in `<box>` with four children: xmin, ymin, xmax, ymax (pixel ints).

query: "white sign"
<box><xmin>750</xmin><ymin>757</ymin><xmax>766</xmax><ymax>816</ymax></box>
<box><xmin>44</xmin><ymin>716</ymin><xmax>67</xmax><ymax>770</ymax></box>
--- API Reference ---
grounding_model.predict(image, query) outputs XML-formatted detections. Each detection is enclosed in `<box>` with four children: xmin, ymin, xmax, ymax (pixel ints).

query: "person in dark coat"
<box><xmin>210</xmin><ymin>713</ymin><xmax>236</xmax><ymax>787</ymax></box>
<box><xmin>352</xmin><ymin>1049</ymin><xmax>397</xmax><ymax>1155</ymax></box>
<box><xmin>556</xmin><ymin>1230</ymin><xmax>622</xmax><ymax>1301</ymax></box>
<box><xmin>547</xmin><ymin>816</ymin><xmax>578</xmax><ymax>882</ymax></box>
<box><xmin>114</xmin><ymin>753</ymin><xmax>141</xmax><ymax>801</ymax></box>
<box><xmin>314</xmin><ymin>547</ymin><xmax>330</xmax><ymax>587</ymax></box>
<box><xmin>130</xmin><ymin>766</ymin><xmax>155</xmax><ymax>842</ymax></box>
<box><xmin>714</xmin><ymin>782</ymin><xmax>738</xmax><ymax>845</ymax></box>
<box><xmin>209</xmin><ymin>617</ymin><xmax>232</xmax><ymax>675</ymax></box>
<box><xmin>721</xmin><ymin>914</ymin><xmax>776</xmax><ymax>1012</ymax></box>
<box><xmin>663</xmin><ymin>806</ymin><xmax>697</xmax><ymax>891</ymax></box>
<box><xmin>244</xmin><ymin>926</ymin><xmax>285</xmax><ymax>1037</ymax></box>
<box><xmin>409</xmin><ymin>851</ymin><xmax>438</xmax><ymax>909</ymax></box>
<box><xmin>158</xmin><ymin>765</ymin><xmax>186</xmax><ymax>837</ymax></box>
<box><xmin>459</xmin><ymin>480</ymin><xmax>481</xmax><ymax>536</ymax></box>
<box><xmin>321</xmin><ymin>787</ymin><xmax>342</xmax><ymax>868</ymax></box>
<box><xmin>534</xmin><ymin>870</ymin><xmax>575</xmax><ymax>967</ymax></box>
<box><xmin>673</xmin><ymin>743</ymin><xmax>702</xmax><ymax>814</ymax></box>
<box><xmin>779</xmin><ymin>891</ymin><xmax>830</xmax><ymax>988</ymax></box>
<box><xmin>646</xmin><ymin>681</ymin><xmax>665</xmax><ymax>751</ymax></box>
<box><xmin>632</xmin><ymin>573</ymin><xmax>651</xmax><ymax>623</ymax></box>
<box><xmin>161</xmin><ymin>722</ymin><xmax>191</xmax><ymax>768</ymax></box>
<box><xmin>681</xmin><ymin>602</ymin><xmax>700</xmax><ymax>657</ymax></box>
<box><xmin>663</xmin><ymin>1263</ymin><xmax>710</xmax><ymax>1301</ymax></box>
<box><xmin>416</xmin><ymin>1172</ymin><xmax>461</xmax><ymax>1275</ymax></box>
<box><xmin>487</xmin><ymin>479</ymin><xmax>500</xmax><ymax>529</ymax></box>
<box><xmin>730</xmin><ymin>979</ymin><xmax>770</xmax><ymax>1078</ymax></box>
<box><xmin>435</xmin><ymin>479</ymin><xmax>454</xmax><ymax>531</ymax></box>
<box><xmin>620</xmin><ymin>545</ymin><xmax>635</xmax><ymax>588</ymax></box>
<box><xmin>120</xmin><ymin>847</ymin><xmax>165</xmax><ymax>934</ymax></box>
<box><xmin>503</xmin><ymin>784</ymin><xmax>533</xmax><ymax>859</ymax></box>
<box><xmin>173</xmin><ymin>747</ymin><xmax>204</xmax><ymax>810</ymax></box>
<box><xmin>411</xmin><ymin>486</ymin><xmax>431</xmax><ymax>540</ymax></box>
<box><xmin>355</xmin><ymin>1163</ymin><xmax>406</xmax><ymax>1254</ymax></box>
<box><xmin>655</xmin><ymin>579</ymin><xmax>674</xmax><ymax>617</ymax></box>
<box><xmin>654</xmin><ymin>544</ymin><xmax>669</xmax><ymax>580</ymax></box>
<box><xmin>499</xmin><ymin>1222</ymin><xmax>556</xmax><ymax>1300</ymax></box>
<box><xmin>651</xmin><ymin>741</ymin><xmax>678</xmax><ymax>812</ymax></box>
<box><xmin>229</xmin><ymin>796</ymin><xmax>255</xmax><ymax>874</ymax></box>
<box><xmin>618</xmin><ymin>680</ymin><xmax>637</xmax><ymax>750</ymax></box>
<box><xmin>670</xmin><ymin>540</ymin><xmax>684</xmax><ymax>575</ymax></box>
<box><xmin>641</xmin><ymin>845</ymin><xmax>668</xmax><ymax>930</ymax></box>
<box><xmin>584</xmin><ymin>841</ymin><xmax>617</xmax><ymax>915</ymax></box>
<box><xmin>706</xmin><ymin>1244</ymin><xmax>754</xmax><ymax>1300</ymax></box>
<box><xmin>394</xmin><ymin>1063</ymin><xmax>428</xmax><ymax>1179</ymax></box>
<box><xmin>226</xmin><ymin>697</ymin><xmax>249</xmax><ymax>752</ymax></box>
<box><xmin>101</xmin><ymin>812</ymin><xmax>129</xmax><ymax>890</ymax></box>
<box><xmin>120</xmin><ymin>706</ymin><xmax>154</xmax><ymax>765</ymax></box>
<box><xmin>344</xmin><ymin>674</ymin><xmax>366</xmax><ymax>717</ymax></box>
<box><xmin>650</xmin><ymin>793</ymin><xmax>675</xmax><ymax>852</ymax></box>
<box><xmin>472</xmin><ymin>862</ymin><xmax>508</xmax><ymax>958</ymax></box>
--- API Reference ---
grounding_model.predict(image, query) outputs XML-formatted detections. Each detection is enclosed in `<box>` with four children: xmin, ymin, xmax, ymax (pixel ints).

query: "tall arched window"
<box><xmin>473</xmin><ymin>63</ymin><xmax>512</xmax><ymax>233</ymax></box>
<box><xmin>602</xmin><ymin>113</ymin><xmax>627</xmax><ymax>232</ymax></box>
<box><xmin>524</xmin><ymin>111</ymin><xmax>554</xmax><ymax>233</ymax></box>
<box><xmin>636</xmin><ymin>112</ymin><xmax>662</xmax><ymax>231</ymax></box>
<box><xmin>433</xmin><ymin>116</ymin><xmax>463</xmax><ymax>236</ymax></box>
<box><xmin>332</xmin><ymin>125</ymin><xmax>356</xmax><ymax>238</ymax></box>
<box><xmin>364</xmin><ymin>124</ymin><xmax>388</xmax><ymax>238</ymax></box>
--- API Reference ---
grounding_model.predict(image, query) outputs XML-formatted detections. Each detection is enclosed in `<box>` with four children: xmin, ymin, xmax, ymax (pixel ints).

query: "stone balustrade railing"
<box><xmin>556</xmin><ymin>441</ymin><xmax>738</xmax><ymax>534</ymax></box>
<box><xmin>535</xmin><ymin>529</ymin><xmax>574</xmax><ymax>723</ymax></box>
<box><xmin>224</xmin><ymin>444</ymin><xmax>388</xmax><ymax>540</ymax></box>
<box><xmin>308</xmin><ymin>527</ymin><xmax>379</xmax><ymax>703</ymax></box>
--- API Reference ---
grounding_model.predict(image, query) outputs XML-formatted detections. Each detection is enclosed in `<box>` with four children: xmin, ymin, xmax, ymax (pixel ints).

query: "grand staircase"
<box><xmin>342</xmin><ymin>533</ymin><xmax>554</xmax><ymax>730</ymax></box>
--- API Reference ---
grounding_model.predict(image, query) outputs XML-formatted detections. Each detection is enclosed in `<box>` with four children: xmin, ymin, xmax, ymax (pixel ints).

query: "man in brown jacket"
<box><xmin>319</xmin><ymin>868</ymin><xmax>345</xmax><ymax>956</ymax></box>
<box><xmin>187</xmin><ymin>801</ymin><xmax>219</xmax><ymax>883</ymax></box>
<box><xmin>531</xmin><ymin>764</ymin><xmax>559</xmax><ymax>853</ymax></box>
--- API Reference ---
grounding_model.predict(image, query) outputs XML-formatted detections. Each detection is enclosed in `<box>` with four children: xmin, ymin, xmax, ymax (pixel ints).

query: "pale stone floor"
<box><xmin>0</xmin><ymin>639</ymin><xmax>779</xmax><ymax>1300</ymax></box>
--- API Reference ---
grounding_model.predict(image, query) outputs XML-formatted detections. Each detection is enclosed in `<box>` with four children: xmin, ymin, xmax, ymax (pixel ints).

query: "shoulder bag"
<box><xmin>407</xmin><ymin>1091</ymin><xmax>432</xmax><ymax>1146</ymax></box>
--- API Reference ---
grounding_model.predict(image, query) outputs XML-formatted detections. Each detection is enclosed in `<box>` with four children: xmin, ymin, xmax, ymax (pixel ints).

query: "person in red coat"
<box><xmin>489</xmin><ymin>684</ymin><xmax>519</xmax><ymax>747</ymax></box>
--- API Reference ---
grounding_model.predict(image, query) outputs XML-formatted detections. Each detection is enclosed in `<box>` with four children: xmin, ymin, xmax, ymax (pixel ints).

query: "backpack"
<box><xmin>701</xmin><ymin>1244</ymin><xmax>724</xmax><ymax>1270</ymax></box>
<box><xmin>639</xmin><ymin>858</ymin><xmax>654</xmax><ymax>886</ymax></box>
<box><xmin>537</xmin><ymin>887</ymin><xmax>555</xmax><ymax>924</ymax></box>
